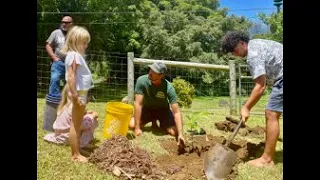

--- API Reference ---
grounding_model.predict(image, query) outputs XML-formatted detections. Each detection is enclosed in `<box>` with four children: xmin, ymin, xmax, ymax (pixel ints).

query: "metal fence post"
<box><xmin>238</xmin><ymin>64</ymin><xmax>242</xmax><ymax>114</ymax></box>
<box><xmin>127</xmin><ymin>52</ymin><xmax>134</xmax><ymax>105</ymax></box>
<box><xmin>229</xmin><ymin>60</ymin><xmax>237</xmax><ymax>116</ymax></box>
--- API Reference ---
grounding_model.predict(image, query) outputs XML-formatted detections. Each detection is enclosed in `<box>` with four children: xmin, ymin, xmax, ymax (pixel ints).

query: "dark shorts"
<box><xmin>266</xmin><ymin>77</ymin><xmax>283</xmax><ymax>113</ymax></box>
<box><xmin>141</xmin><ymin>107</ymin><xmax>175</xmax><ymax>129</ymax></box>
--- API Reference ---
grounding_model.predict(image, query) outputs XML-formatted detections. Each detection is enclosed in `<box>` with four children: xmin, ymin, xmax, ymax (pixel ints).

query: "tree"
<box><xmin>253</xmin><ymin>10</ymin><xmax>283</xmax><ymax>43</ymax></box>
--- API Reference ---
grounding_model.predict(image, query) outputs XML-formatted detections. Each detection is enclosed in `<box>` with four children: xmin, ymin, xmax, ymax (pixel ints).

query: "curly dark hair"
<box><xmin>220</xmin><ymin>31</ymin><xmax>250</xmax><ymax>53</ymax></box>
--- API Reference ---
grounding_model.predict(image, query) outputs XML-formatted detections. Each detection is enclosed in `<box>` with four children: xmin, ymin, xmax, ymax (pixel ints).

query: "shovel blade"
<box><xmin>203</xmin><ymin>143</ymin><xmax>237</xmax><ymax>180</ymax></box>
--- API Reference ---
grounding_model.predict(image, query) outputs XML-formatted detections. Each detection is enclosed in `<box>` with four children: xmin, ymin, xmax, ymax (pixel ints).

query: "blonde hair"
<box><xmin>61</xmin><ymin>25</ymin><xmax>91</xmax><ymax>56</ymax></box>
<box><xmin>57</xmin><ymin>85</ymin><xmax>71</xmax><ymax>115</ymax></box>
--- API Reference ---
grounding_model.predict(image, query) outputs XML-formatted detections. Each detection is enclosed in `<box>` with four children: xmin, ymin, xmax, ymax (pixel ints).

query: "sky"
<box><xmin>219</xmin><ymin>0</ymin><xmax>277</xmax><ymax>20</ymax></box>
<box><xmin>219</xmin><ymin>0</ymin><xmax>281</xmax><ymax>34</ymax></box>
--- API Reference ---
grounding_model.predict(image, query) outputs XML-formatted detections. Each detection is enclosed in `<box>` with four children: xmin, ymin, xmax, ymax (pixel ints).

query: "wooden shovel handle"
<box><xmin>226</xmin><ymin>118</ymin><xmax>243</xmax><ymax>147</ymax></box>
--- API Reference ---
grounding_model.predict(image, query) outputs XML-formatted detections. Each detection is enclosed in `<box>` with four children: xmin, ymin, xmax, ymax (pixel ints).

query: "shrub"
<box><xmin>171</xmin><ymin>77</ymin><xmax>195</xmax><ymax>108</ymax></box>
<box><xmin>88</xmin><ymin>61</ymin><xmax>110</xmax><ymax>83</ymax></box>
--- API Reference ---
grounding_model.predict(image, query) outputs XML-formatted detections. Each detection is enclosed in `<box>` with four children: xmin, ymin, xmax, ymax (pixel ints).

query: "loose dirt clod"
<box><xmin>88</xmin><ymin>135</ymin><xmax>162</xmax><ymax>179</ymax></box>
<box><xmin>215</xmin><ymin>117</ymin><xmax>265</xmax><ymax>137</ymax></box>
<box><xmin>226</xmin><ymin>116</ymin><xmax>246</xmax><ymax>128</ymax></box>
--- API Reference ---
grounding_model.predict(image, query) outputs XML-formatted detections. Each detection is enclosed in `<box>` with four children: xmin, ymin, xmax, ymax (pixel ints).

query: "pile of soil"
<box><xmin>215</xmin><ymin>116</ymin><xmax>265</xmax><ymax>137</ymax></box>
<box><xmin>88</xmin><ymin>135</ymin><xmax>163</xmax><ymax>179</ymax></box>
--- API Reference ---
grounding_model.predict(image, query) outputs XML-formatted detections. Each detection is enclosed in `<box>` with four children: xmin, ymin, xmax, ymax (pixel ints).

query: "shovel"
<box><xmin>203</xmin><ymin>118</ymin><xmax>244</xmax><ymax>180</ymax></box>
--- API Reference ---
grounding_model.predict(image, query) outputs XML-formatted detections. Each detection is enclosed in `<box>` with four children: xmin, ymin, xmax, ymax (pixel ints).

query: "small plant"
<box><xmin>172</xmin><ymin>77</ymin><xmax>195</xmax><ymax>108</ymax></box>
<box><xmin>186</xmin><ymin>113</ymin><xmax>206</xmax><ymax>135</ymax></box>
<box><xmin>181</xmin><ymin>113</ymin><xmax>208</xmax><ymax>155</ymax></box>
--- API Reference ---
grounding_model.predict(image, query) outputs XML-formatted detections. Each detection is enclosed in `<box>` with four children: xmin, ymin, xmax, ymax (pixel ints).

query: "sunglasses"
<box><xmin>61</xmin><ymin>21</ymin><xmax>72</xmax><ymax>24</ymax></box>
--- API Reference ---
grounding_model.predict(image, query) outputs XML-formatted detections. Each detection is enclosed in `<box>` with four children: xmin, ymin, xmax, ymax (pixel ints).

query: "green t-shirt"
<box><xmin>134</xmin><ymin>74</ymin><xmax>178</xmax><ymax>109</ymax></box>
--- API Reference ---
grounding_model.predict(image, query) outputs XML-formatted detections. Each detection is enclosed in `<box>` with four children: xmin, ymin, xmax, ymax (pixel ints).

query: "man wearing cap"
<box><xmin>129</xmin><ymin>62</ymin><xmax>186</xmax><ymax>147</ymax></box>
<box><xmin>43</xmin><ymin>15</ymin><xmax>73</xmax><ymax>132</ymax></box>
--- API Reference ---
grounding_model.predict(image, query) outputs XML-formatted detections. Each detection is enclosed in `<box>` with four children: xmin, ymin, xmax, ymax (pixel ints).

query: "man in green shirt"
<box><xmin>129</xmin><ymin>62</ymin><xmax>185</xmax><ymax>147</ymax></box>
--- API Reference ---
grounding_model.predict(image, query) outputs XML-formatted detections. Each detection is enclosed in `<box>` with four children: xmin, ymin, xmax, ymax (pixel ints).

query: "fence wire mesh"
<box><xmin>238</xmin><ymin>64</ymin><xmax>270</xmax><ymax>116</ymax></box>
<box><xmin>37</xmin><ymin>47</ymin><xmax>266</xmax><ymax>117</ymax></box>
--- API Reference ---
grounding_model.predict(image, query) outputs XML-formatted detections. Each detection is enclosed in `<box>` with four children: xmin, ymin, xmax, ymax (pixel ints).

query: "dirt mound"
<box><xmin>87</xmin><ymin>134</ymin><xmax>264</xmax><ymax>179</ymax></box>
<box><xmin>215</xmin><ymin>116</ymin><xmax>265</xmax><ymax>137</ymax></box>
<box><xmin>155</xmin><ymin>134</ymin><xmax>264</xmax><ymax>180</ymax></box>
<box><xmin>88</xmin><ymin>135</ymin><xmax>162</xmax><ymax>179</ymax></box>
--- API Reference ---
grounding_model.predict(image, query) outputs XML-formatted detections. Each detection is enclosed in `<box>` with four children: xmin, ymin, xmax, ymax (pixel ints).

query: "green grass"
<box><xmin>37</xmin><ymin>95</ymin><xmax>283</xmax><ymax>180</ymax></box>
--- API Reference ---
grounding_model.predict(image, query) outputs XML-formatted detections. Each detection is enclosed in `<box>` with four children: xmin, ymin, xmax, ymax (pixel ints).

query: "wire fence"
<box><xmin>237</xmin><ymin>64</ymin><xmax>270</xmax><ymax>116</ymax></box>
<box><xmin>37</xmin><ymin>47</ymin><xmax>129</xmax><ymax>102</ymax></box>
<box><xmin>37</xmin><ymin>47</ymin><xmax>268</xmax><ymax>117</ymax></box>
<box><xmin>38</xmin><ymin>47</ymin><xmax>231</xmax><ymax>115</ymax></box>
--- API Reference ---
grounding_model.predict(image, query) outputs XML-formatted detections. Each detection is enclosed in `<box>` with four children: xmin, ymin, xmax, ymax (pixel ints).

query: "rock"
<box><xmin>112</xmin><ymin>166</ymin><xmax>121</xmax><ymax>177</ymax></box>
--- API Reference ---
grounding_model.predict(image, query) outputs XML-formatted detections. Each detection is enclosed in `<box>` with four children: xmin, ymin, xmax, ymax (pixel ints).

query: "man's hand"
<box><xmin>53</xmin><ymin>56</ymin><xmax>60</xmax><ymax>62</ymax></box>
<box><xmin>177</xmin><ymin>135</ymin><xmax>186</xmax><ymax>148</ymax></box>
<box><xmin>134</xmin><ymin>128</ymin><xmax>142</xmax><ymax>136</ymax></box>
<box><xmin>240</xmin><ymin>106</ymin><xmax>250</xmax><ymax>123</ymax></box>
<box><xmin>240</xmin><ymin>74</ymin><xmax>266</xmax><ymax>123</ymax></box>
<box><xmin>45</xmin><ymin>43</ymin><xmax>60</xmax><ymax>62</ymax></box>
<box><xmin>72</xmin><ymin>94</ymin><xmax>84</xmax><ymax>107</ymax></box>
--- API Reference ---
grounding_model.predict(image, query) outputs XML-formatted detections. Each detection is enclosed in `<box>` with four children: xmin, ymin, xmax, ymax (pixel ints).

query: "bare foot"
<box><xmin>83</xmin><ymin>144</ymin><xmax>96</xmax><ymax>149</ymax></box>
<box><xmin>247</xmin><ymin>157</ymin><xmax>274</xmax><ymax>168</ymax></box>
<box><xmin>72</xmin><ymin>155</ymin><xmax>88</xmax><ymax>163</ymax></box>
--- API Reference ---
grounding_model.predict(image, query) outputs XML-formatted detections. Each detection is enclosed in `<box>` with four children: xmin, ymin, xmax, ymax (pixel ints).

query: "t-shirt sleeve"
<box><xmin>247</xmin><ymin>44</ymin><xmax>266</xmax><ymax>80</ymax></box>
<box><xmin>65</xmin><ymin>52</ymin><xmax>84</xmax><ymax>68</ymax></box>
<box><xmin>46</xmin><ymin>30</ymin><xmax>57</xmax><ymax>45</ymax></box>
<box><xmin>134</xmin><ymin>77</ymin><xmax>144</xmax><ymax>95</ymax></box>
<box><xmin>167</xmin><ymin>83</ymin><xmax>178</xmax><ymax>104</ymax></box>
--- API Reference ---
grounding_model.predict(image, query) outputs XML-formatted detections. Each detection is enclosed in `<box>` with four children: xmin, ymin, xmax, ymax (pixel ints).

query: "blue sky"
<box><xmin>219</xmin><ymin>0</ymin><xmax>278</xmax><ymax>21</ymax></box>
<box><xmin>219</xmin><ymin>0</ymin><xmax>281</xmax><ymax>34</ymax></box>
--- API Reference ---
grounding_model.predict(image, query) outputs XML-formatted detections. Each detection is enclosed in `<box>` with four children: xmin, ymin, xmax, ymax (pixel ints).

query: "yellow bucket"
<box><xmin>103</xmin><ymin>101</ymin><xmax>134</xmax><ymax>139</ymax></box>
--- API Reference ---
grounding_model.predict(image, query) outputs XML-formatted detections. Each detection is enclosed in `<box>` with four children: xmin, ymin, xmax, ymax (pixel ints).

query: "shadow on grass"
<box><xmin>126</xmin><ymin>131</ymin><xmax>136</xmax><ymax>140</ymax></box>
<box><xmin>125</xmin><ymin>126</ymin><xmax>168</xmax><ymax>140</ymax></box>
<box><xmin>274</xmin><ymin>150</ymin><xmax>283</xmax><ymax>164</ymax></box>
<box><xmin>142</xmin><ymin>126</ymin><xmax>168</xmax><ymax>136</ymax></box>
<box><xmin>81</xmin><ymin>138</ymin><xmax>102</xmax><ymax>157</ymax></box>
<box><xmin>90</xmin><ymin>138</ymin><xmax>101</xmax><ymax>145</ymax></box>
<box><xmin>243</xmin><ymin>148</ymin><xmax>283</xmax><ymax>165</ymax></box>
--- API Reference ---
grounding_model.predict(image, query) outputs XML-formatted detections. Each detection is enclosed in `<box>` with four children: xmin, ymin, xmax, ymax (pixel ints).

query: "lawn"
<box><xmin>37</xmin><ymin>95</ymin><xmax>283</xmax><ymax>180</ymax></box>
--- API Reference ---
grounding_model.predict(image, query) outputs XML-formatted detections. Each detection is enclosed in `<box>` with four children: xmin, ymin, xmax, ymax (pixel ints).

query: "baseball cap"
<box><xmin>148</xmin><ymin>62</ymin><xmax>167</xmax><ymax>74</ymax></box>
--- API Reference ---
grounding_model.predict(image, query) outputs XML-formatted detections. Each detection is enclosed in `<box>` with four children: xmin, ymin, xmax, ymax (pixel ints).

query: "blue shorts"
<box><xmin>266</xmin><ymin>77</ymin><xmax>283</xmax><ymax>113</ymax></box>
